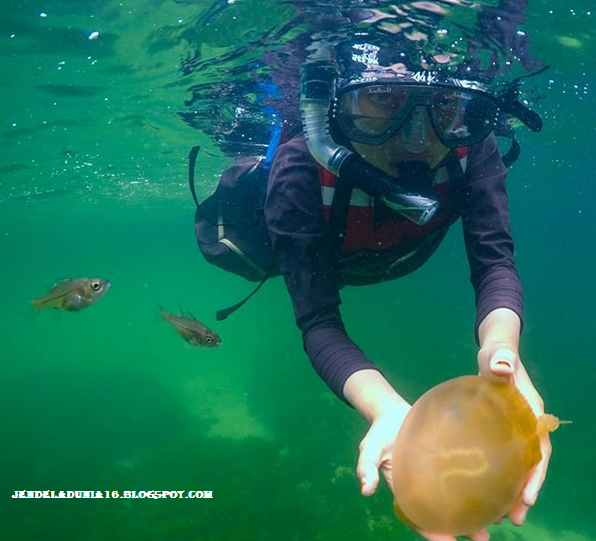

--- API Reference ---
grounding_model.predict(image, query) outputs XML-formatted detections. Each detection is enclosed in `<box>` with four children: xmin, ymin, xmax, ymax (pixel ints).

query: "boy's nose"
<box><xmin>399</xmin><ymin>105</ymin><xmax>431</xmax><ymax>154</ymax></box>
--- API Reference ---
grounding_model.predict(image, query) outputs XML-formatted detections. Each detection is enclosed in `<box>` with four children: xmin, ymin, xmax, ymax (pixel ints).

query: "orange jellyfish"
<box><xmin>392</xmin><ymin>375</ymin><xmax>563</xmax><ymax>536</ymax></box>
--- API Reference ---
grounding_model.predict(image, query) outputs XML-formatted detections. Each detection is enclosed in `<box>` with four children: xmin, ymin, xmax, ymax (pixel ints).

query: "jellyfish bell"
<box><xmin>391</xmin><ymin>375</ymin><xmax>562</xmax><ymax>537</ymax></box>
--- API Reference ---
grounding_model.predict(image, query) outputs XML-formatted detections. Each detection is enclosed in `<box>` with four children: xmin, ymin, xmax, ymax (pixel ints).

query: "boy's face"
<box><xmin>338</xmin><ymin>85</ymin><xmax>460</xmax><ymax>175</ymax></box>
<box><xmin>350</xmin><ymin>108</ymin><xmax>451</xmax><ymax>176</ymax></box>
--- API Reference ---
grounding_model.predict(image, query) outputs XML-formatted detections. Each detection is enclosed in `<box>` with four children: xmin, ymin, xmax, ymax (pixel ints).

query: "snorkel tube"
<box><xmin>300</xmin><ymin>60</ymin><xmax>439</xmax><ymax>226</ymax></box>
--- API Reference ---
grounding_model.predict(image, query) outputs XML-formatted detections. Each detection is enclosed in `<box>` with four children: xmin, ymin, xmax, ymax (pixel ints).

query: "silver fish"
<box><xmin>161</xmin><ymin>308</ymin><xmax>221</xmax><ymax>347</ymax></box>
<box><xmin>32</xmin><ymin>278</ymin><xmax>111</xmax><ymax>311</ymax></box>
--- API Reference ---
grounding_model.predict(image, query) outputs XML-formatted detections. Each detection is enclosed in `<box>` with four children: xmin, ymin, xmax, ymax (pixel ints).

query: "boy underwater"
<box><xmin>263</xmin><ymin>32</ymin><xmax>550</xmax><ymax>541</ymax></box>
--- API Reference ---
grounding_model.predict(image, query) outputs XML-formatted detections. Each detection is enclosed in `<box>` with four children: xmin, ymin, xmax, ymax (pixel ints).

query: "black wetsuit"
<box><xmin>265</xmin><ymin>133</ymin><xmax>523</xmax><ymax>402</ymax></box>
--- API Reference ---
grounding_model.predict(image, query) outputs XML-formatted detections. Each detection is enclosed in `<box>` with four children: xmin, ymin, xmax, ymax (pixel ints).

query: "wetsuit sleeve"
<box><xmin>265</xmin><ymin>136</ymin><xmax>380</xmax><ymax>402</ymax></box>
<box><xmin>459</xmin><ymin>134</ymin><xmax>524</xmax><ymax>341</ymax></box>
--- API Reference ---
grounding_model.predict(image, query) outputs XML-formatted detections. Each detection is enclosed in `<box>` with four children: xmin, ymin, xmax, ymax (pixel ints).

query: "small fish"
<box><xmin>161</xmin><ymin>308</ymin><xmax>221</xmax><ymax>347</ymax></box>
<box><xmin>32</xmin><ymin>278</ymin><xmax>111</xmax><ymax>311</ymax></box>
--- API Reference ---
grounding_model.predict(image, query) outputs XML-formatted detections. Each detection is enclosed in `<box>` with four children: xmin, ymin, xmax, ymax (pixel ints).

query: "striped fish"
<box><xmin>32</xmin><ymin>278</ymin><xmax>110</xmax><ymax>311</ymax></box>
<box><xmin>161</xmin><ymin>308</ymin><xmax>221</xmax><ymax>347</ymax></box>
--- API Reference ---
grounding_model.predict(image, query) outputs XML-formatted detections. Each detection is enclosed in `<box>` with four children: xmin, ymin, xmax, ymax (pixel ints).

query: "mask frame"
<box><xmin>334</xmin><ymin>81</ymin><xmax>500</xmax><ymax>148</ymax></box>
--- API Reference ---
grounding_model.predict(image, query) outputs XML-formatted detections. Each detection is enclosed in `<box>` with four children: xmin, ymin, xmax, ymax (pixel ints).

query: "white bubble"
<box><xmin>88</xmin><ymin>30</ymin><xmax>100</xmax><ymax>41</ymax></box>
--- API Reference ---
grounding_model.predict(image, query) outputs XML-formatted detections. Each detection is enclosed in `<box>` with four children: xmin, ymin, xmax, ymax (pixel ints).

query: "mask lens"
<box><xmin>350</xmin><ymin>115</ymin><xmax>394</xmax><ymax>137</ymax></box>
<box><xmin>337</xmin><ymin>85</ymin><xmax>413</xmax><ymax>144</ymax></box>
<box><xmin>432</xmin><ymin>90</ymin><xmax>467</xmax><ymax>132</ymax></box>
<box><xmin>336</xmin><ymin>84</ymin><xmax>498</xmax><ymax>147</ymax></box>
<box><xmin>432</xmin><ymin>90</ymin><xmax>497</xmax><ymax>146</ymax></box>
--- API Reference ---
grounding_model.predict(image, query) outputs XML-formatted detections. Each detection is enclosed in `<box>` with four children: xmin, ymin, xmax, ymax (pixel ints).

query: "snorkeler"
<box><xmin>261</xmin><ymin>31</ymin><xmax>551</xmax><ymax>541</ymax></box>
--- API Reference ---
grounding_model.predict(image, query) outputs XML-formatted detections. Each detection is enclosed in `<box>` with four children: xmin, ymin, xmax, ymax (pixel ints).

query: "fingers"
<box><xmin>357</xmin><ymin>446</ymin><xmax>381</xmax><ymax>497</ymax></box>
<box><xmin>488</xmin><ymin>347</ymin><xmax>517</xmax><ymax>378</ymax></box>
<box><xmin>508</xmin><ymin>434</ymin><xmax>552</xmax><ymax>525</ymax></box>
<box><xmin>464</xmin><ymin>529</ymin><xmax>491</xmax><ymax>541</ymax></box>
<box><xmin>357</xmin><ymin>416</ymin><xmax>400</xmax><ymax>496</ymax></box>
<box><xmin>418</xmin><ymin>527</ymin><xmax>490</xmax><ymax>541</ymax></box>
<box><xmin>478</xmin><ymin>345</ymin><xmax>518</xmax><ymax>381</ymax></box>
<box><xmin>419</xmin><ymin>531</ymin><xmax>456</xmax><ymax>541</ymax></box>
<box><xmin>489</xmin><ymin>353</ymin><xmax>516</xmax><ymax>377</ymax></box>
<box><xmin>522</xmin><ymin>434</ymin><xmax>552</xmax><ymax>506</ymax></box>
<box><xmin>358</xmin><ymin>466</ymin><xmax>379</xmax><ymax>496</ymax></box>
<box><xmin>507</xmin><ymin>494</ymin><xmax>529</xmax><ymax>526</ymax></box>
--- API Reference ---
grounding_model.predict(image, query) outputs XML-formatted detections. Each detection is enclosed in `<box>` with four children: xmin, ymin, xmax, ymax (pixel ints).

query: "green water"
<box><xmin>1</xmin><ymin>1</ymin><xmax>594</xmax><ymax>540</ymax></box>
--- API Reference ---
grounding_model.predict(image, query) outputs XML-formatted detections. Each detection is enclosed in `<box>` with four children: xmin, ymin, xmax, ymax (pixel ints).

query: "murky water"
<box><xmin>1</xmin><ymin>1</ymin><xmax>594</xmax><ymax>540</ymax></box>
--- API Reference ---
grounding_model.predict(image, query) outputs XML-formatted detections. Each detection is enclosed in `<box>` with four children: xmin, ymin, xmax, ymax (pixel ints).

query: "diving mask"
<box><xmin>335</xmin><ymin>82</ymin><xmax>499</xmax><ymax>148</ymax></box>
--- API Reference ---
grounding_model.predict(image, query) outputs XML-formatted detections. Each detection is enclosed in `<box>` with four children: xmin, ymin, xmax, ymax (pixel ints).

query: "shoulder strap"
<box><xmin>493</xmin><ymin>117</ymin><xmax>523</xmax><ymax>168</ymax></box>
<box><xmin>215</xmin><ymin>272</ymin><xmax>270</xmax><ymax>321</ymax></box>
<box><xmin>328</xmin><ymin>177</ymin><xmax>353</xmax><ymax>252</ymax></box>
<box><xmin>317</xmin><ymin>166</ymin><xmax>353</xmax><ymax>252</ymax></box>
<box><xmin>444</xmin><ymin>150</ymin><xmax>467</xmax><ymax>182</ymax></box>
<box><xmin>220</xmin><ymin>166</ymin><xmax>352</xmax><ymax>320</ymax></box>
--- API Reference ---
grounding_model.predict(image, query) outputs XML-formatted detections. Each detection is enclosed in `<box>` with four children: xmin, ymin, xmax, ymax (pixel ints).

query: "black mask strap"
<box><xmin>501</xmin><ymin>137</ymin><xmax>522</xmax><ymax>168</ymax></box>
<box><xmin>497</xmin><ymin>65</ymin><xmax>549</xmax><ymax>133</ymax></box>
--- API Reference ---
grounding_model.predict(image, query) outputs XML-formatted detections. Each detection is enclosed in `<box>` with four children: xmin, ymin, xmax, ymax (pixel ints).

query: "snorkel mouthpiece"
<box><xmin>338</xmin><ymin>154</ymin><xmax>439</xmax><ymax>225</ymax></box>
<box><xmin>300</xmin><ymin>61</ymin><xmax>439</xmax><ymax>225</ymax></box>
